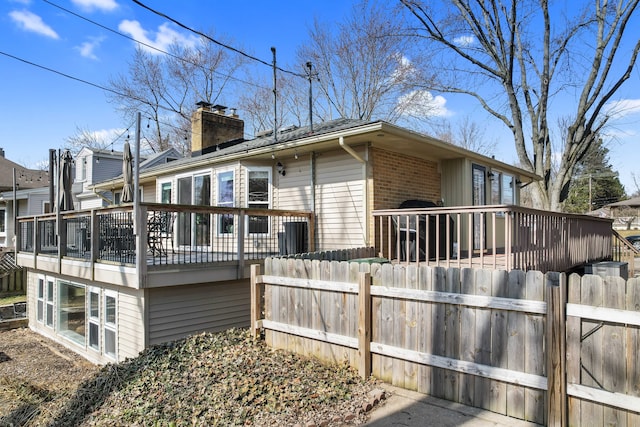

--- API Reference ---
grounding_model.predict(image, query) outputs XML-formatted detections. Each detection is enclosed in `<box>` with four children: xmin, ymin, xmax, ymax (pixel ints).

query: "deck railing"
<box><xmin>373</xmin><ymin>205</ymin><xmax>614</xmax><ymax>273</ymax></box>
<box><xmin>612</xmin><ymin>229</ymin><xmax>638</xmax><ymax>276</ymax></box>
<box><xmin>16</xmin><ymin>203</ymin><xmax>314</xmax><ymax>269</ymax></box>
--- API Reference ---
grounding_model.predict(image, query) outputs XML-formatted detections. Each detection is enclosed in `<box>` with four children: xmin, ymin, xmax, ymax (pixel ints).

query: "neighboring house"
<box><xmin>73</xmin><ymin>146</ymin><xmax>181</xmax><ymax>208</ymax></box>
<box><xmin>0</xmin><ymin>148</ymin><xmax>49</xmax><ymax>249</ymax></box>
<box><xmin>15</xmin><ymin>103</ymin><xmax>613</xmax><ymax>364</ymax></box>
<box><xmin>605</xmin><ymin>197</ymin><xmax>640</xmax><ymax>230</ymax></box>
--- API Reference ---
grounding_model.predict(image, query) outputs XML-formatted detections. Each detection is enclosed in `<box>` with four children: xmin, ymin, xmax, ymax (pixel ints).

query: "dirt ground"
<box><xmin>0</xmin><ymin>327</ymin><xmax>100</xmax><ymax>426</ymax></box>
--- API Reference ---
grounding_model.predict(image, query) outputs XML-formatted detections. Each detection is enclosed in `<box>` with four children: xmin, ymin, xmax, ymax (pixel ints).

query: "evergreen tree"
<box><xmin>563</xmin><ymin>140</ymin><xmax>625</xmax><ymax>213</ymax></box>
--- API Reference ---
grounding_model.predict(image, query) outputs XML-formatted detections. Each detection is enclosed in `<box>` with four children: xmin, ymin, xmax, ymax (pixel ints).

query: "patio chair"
<box><xmin>147</xmin><ymin>212</ymin><xmax>175</xmax><ymax>256</ymax></box>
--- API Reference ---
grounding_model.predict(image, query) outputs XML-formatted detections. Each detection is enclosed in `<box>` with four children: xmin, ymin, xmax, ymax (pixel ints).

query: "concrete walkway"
<box><xmin>365</xmin><ymin>384</ymin><xmax>542</xmax><ymax>427</ymax></box>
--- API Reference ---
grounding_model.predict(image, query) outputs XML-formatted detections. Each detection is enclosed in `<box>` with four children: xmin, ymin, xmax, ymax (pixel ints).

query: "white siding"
<box><xmin>80</xmin><ymin>198</ymin><xmax>104</xmax><ymax>210</ymax></box>
<box><xmin>116</xmin><ymin>286</ymin><xmax>146</xmax><ymax>360</ymax></box>
<box><xmin>274</xmin><ymin>157</ymin><xmax>312</xmax><ymax>211</ymax></box>
<box><xmin>147</xmin><ymin>280</ymin><xmax>250</xmax><ymax>345</ymax></box>
<box><xmin>142</xmin><ymin>184</ymin><xmax>155</xmax><ymax>203</ymax></box>
<box><xmin>315</xmin><ymin>149</ymin><xmax>366</xmax><ymax>249</ymax></box>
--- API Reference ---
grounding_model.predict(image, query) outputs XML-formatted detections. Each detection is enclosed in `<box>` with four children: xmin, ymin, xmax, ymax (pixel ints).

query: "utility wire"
<box><xmin>42</xmin><ymin>0</ymin><xmax>269</xmax><ymax>91</ymax></box>
<box><xmin>0</xmin><ymin>50</ymin><xmax>186</xmax><ymax>117</ymax></box>
<box><xmin>0</xmin><ymin>52</ymin><xmax>264</xmax><ymax>142</ymax></box>
<box><xmin>131</xmin><ymin>0</ymin><xmax>307</xmax><ymax>79</ymax></box>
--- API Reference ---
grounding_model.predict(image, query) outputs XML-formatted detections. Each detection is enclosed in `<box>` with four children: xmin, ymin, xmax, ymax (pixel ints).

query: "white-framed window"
<box><xmin>159</xmin><ymin>180</ymin><xmax>172</xmax><ymax>204</ymax></box>
<box><xmin>104</xmin><ymin>291</ymin><xmax>117</xmax><ymax>359</ymax></box>
<box><xmin>46</xmin><ymin>278</ymin><xmax>54</xmax><ymax>328</ymax></box>
<box><xmin>57</xmin><ymin>281</ymin><xmax>86</xmax><ymax>345</ymax></box>
<box><xmin>88</xmin><ymin>288</ymin><xmax>100</xmax><ymax>351</ymax></box>
<box><xmin>246</xmin><ymin>167</ymin><xmax>271</xmax><ymax>234</ymax></box>
<box><xmin>216</xmin><ymin>169</ymin><xmax>235</xmax><ymax>234</ymax></box>
<box><xmin>114</xmin><ymin>187</ymin><xmax>143</xmax><ymax>205</ymax></box>
<box><xmin>37</xmin><ymin>276</ymin><xmax>45</xmax><ymax>323</ymax></box>
<box><xmin>0</xmin><ymin>208</ymin><xmax>5</xmax><ymax>236</ymax></box>
<box><xmin>176</xmin><ymin>170</ymin><xmax>211</xmax><ymax>247</ymax></box>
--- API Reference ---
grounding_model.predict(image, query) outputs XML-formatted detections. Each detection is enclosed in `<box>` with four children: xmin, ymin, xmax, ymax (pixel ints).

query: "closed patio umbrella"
<box><xmin>59</xmin><ymin>150</ymin><xmax>74</xmax><ymax>211</ymax></box>
<box><xmin>122</xmin><ymin>141</ymin><xmax>134</xmax><ymax>203</ymax></box>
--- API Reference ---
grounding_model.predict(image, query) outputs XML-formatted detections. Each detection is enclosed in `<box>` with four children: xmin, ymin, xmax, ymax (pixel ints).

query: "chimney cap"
<box><xmin>196</xmin><ymin>101</ymin><xmax>212</xmax><ymax>108</ymax></box>
<box><xmin>212</xmin><ymin>104</ymin><xmax>227</xmax><ymax>113</ymax></box>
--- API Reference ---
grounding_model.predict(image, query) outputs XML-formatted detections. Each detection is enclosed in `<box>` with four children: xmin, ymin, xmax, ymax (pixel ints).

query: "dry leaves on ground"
<box><xmin>1</xmin><ymin>328</ymin><xmax>383</xmax><ymax>426</ymax></box>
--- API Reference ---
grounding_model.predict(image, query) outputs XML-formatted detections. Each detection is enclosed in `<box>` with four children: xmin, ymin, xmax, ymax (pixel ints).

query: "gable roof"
<box><xmin>138</xmin><ymin>147</ymin><xmax>182</xmax><ymax>170</ymax></box>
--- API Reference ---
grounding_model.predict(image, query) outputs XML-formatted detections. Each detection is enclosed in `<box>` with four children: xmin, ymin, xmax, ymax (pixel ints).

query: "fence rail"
<box><xmin>373</xmin><ymin>204</ymin><xmax>613</xmax><ymax>273</ymax></box>
<box><xmin>252</xmin><ymin>258</ymin><xmax>640</xmax><ymax>426</ymax></box>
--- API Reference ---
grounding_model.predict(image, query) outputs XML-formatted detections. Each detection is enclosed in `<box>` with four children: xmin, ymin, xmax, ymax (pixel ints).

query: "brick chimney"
<box><xmin>191</xmin><ymin>102</ymin><xmax>244</xmax><ymax>156</ymax></box>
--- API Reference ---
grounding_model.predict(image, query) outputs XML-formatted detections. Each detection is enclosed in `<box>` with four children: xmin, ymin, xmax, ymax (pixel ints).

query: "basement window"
<box><xmin>58</xmin><ymin>281</ymin><xmax>86</xmax><ymax>345</ymax></box>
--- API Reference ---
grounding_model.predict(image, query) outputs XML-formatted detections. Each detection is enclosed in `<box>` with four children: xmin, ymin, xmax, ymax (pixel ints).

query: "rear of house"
<box><xmin>17</xmin><ymin>105</ymin><xmax>562</xmax><ymax>364</ymax></box>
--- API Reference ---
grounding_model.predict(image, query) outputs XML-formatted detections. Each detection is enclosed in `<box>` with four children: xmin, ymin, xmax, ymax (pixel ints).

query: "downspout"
<box><xmin>338</xmin><ymin>136</ymin><xmax>369</xmax><ymax>247</ymax></box>
<box><xmin>310</xmin><ymin>152</ymin><xmax>316</xmax><ymax>251</ymax></box>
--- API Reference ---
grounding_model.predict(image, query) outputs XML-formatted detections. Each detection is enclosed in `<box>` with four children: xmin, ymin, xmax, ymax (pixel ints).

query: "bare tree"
<box><xmin>64</xmin><ymin>125</ymin><xmax>121</xmax><ymax>154</ymax></box>
<box><xmin>431</xmin><ymin>115</ymin><xmax>497</xmax><ymax>156</ymax></box>
<box><xmin>401</xmin><ymin>0</ymin><xmax>640</xmax><ymax>210</ymax></box>
<box><xmin>107</xmin><ymin>35</ymin><xmax>245</xmax><ymax>156</ymax></box>
<box><xmin>297</xmin><ymin>0</ymin><xmax>424</xmax><ymax>123</ymax></box>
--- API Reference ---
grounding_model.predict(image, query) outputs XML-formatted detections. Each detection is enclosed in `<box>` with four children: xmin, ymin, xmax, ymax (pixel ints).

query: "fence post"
<box><xmin>358</xmin><ymin>272</ymin><xmax>371</xmax><ymax>379</ymax></box>
<box><xmin>251</xmin><ymin>264</ymin><xmax>262</xmax><ymax>339</ymax></box>
<box><xmin>546</xmin><ymin>272</ymin><xmax>567</xmax><ymax>426</ymax></box>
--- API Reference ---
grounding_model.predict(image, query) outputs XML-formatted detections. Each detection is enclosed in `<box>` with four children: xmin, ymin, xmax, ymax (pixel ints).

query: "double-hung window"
<box><xmin>37</xmin><ymin>277</ymin><xmax>45</xmax><ymax>323</ymax></box>
<box><xmin>46</xmin><ymin>279</ymin><xmax>54</xmax><ymax>328</ymax></box>
<box><xmin>246</xmin><ymin>168</ymin><xmax>271</xmax><ymax>234</ymax></box>
<box><xmin>88</xmin><ymin>288</ymin><xmax>100</xmax><ymax>351</ymax></box>
<box><xmin>104</xmin><ymin>291</ymin><xmax>117</xmax><ymax>359</ymax></box>
<box><xmin>37</xmin><ymin>276</ymin><xmax>54</xmax><ymax>327</ymax></box>
<box><xmin>217</xmin><ymin>170</ymin><xmax>235</xmax><ymax>234</ymax></box>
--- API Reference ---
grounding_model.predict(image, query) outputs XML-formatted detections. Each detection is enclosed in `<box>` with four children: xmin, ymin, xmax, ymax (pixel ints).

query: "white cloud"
<box><xmin>75</xmin><ymin>36</ymin><xmax>105</xmax><ymax>60</ymax></box>
<box><xmin>604</xmin><ymin>99</ymin><xmax>640</xmax><ymax>120</ymax></box>
<box><xmin>454</xmin><ymin>35</ymin><xmax>475</xmax><ymax>46</ymax></box>
<box><xmin>398</xmin><ymin>90</ymin><xmax>453</xmax><ymax>118</ymax></box>
<box><xmin>71</xmin><ymin>0</ymin><xmax>118</xmax><ymax>12</ymax></box>
<box><xmin>118</xmin><ymin>20</ymin><xmax>199</xmax><ymax>53</ymax></box>
<box><xmin>9</xmin><ymin>10</ymin><xmax>59</xmax><ymax>39</ymax></box>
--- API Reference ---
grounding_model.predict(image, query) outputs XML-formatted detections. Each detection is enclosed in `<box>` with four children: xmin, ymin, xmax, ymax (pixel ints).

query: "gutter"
<box><xmin>338</xmin><ymin>136</ymin><xmax>369</xmax><ymax>247</ymax></box>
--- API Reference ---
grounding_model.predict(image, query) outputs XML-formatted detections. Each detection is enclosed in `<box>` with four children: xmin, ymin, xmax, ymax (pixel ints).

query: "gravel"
<box><xmin>0</xmin><ymin>328</ymin><xmax>385</xmax><ymax>426</ymax></box>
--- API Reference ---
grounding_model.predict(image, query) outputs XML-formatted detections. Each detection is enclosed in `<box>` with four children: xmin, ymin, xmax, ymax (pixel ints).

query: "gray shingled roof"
<box><xmin>141</xmin><ymin>118</ymin><xmax>369</xmax><ymax>174</ymax></box>
<box><xmin>0</xmin><ymin>155</ymin><xmax>49</xmax><ymax>192</ymax></box>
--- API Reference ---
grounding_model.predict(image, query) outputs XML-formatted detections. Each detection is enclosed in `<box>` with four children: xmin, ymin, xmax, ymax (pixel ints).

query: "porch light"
<box><xmin>276</xmin><ymin>162</ymin><xmax>286</xmax><ymax>176</ymax></box>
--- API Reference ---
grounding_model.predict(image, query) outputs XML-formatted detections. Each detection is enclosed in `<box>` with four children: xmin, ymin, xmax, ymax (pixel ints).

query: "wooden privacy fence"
<box><xmin>251</xmin><ymin>259</ymin><xmax>640</xmax><ymax>426</ymax></box>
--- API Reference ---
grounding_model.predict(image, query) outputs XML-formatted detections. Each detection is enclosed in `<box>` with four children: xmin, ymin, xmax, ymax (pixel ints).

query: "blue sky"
<box><xmin>1</xmin><ymin>0</ymin><xmax>639</xmax><ymax>194</ymax></box>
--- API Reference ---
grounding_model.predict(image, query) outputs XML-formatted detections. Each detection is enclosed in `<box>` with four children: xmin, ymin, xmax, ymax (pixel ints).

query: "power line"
<box><xmin>0</xmin><ymin>50</ymin><xmax>187</xmax><ymax>117</ymax></box>
<box><xmin>42</xmin><ymin>0</ymin><xmax>269</xmax><ymax>91</ymax></box>
<box><xmin>131</xmin><ymin>0</ymin><xmax>307</xmax><ymax>79</ymax></box>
